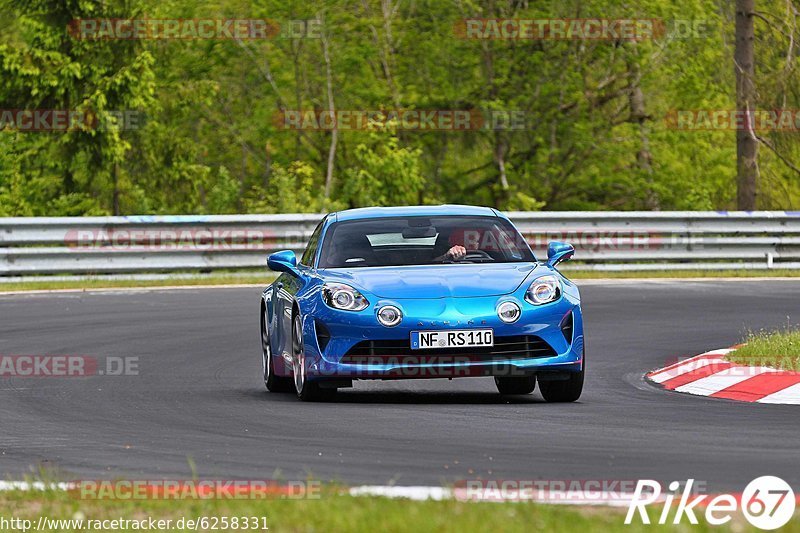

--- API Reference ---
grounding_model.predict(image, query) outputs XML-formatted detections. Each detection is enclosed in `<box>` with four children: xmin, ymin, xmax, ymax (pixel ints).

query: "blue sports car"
<box><xmin>260</xmin><ymin>205</ymin><xmax>584</xmax><ymax>401</ymax></box>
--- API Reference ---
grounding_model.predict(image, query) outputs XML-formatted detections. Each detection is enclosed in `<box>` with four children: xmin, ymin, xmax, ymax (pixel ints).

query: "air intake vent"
<box><xmin>315</xmin><ymin>320</ymin><xmax>331</xmax><ymax>352</ymax></box>
<box><xmin>560</xmin><ymin>311</ymin><xmax>574</xmax><ymax>343</ymax></box>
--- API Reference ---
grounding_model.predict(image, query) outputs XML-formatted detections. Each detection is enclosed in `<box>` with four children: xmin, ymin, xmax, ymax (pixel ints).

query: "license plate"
<box><xmin>410</xmin><ymin>329</ymin><xmax>494</xmax><ymax>350</ymax></box>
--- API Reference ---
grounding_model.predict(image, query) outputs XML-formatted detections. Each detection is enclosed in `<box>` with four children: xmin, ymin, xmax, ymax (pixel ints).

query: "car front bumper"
<box><xmin>298</xmin><ymin>291</ymin><xmax>584</xmax><ymax>381</ymax></box>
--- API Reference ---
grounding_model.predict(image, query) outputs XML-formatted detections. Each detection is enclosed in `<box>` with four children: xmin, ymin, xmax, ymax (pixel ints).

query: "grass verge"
<box><xmin>727</xmin><ymin>327</ymin><xmax>800</xmax><ymax>370</ymax></box>
<box><xmin>0</xmin><ymin>274</ymin><xmax>274</xmax><ymax>293</ymax></box>
<box><xmin>0</xmin><ymin>489</ymin><xmax>795</xmax><ymax>532</ymax></box>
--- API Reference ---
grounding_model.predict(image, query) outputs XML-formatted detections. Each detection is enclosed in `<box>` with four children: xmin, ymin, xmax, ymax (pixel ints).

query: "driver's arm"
<box><xmin>435</xmin><ymin>245</ymin><xmax>467</xmax><ymax>262</ymax></box>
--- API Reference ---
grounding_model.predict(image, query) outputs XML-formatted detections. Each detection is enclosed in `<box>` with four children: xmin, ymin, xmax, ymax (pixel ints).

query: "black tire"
<box><xmin>495</xmin><ymin>375</ymin><xmax>537</xmax><ymax>395</ymax></box>
<box><xmin>292</xmin><ymin>314</ymin><xmax>336</xmax><ymax>402</ymax></box>
<box><xmin>539</xmin><ymin>351</ymin><xmax>584</xmax><ymax>403</ymax></box>
<box><xmin>262</xmin><ymin>305</ymin><xmax>293</xmax><ymax>393</ymax></box>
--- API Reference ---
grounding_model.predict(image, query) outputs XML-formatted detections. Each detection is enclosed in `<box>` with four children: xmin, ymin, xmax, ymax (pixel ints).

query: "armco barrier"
<box><xmin>0</xmin><ymin>211</ymin><xmax>799</xmax><ymax>275</ymax></box>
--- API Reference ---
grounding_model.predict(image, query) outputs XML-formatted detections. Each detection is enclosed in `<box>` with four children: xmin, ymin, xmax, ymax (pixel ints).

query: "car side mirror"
<box><xmin>267</xmin><ymin>250</ymin><xmax>299</xmax><ymax>275</ymax></box>
<box><xmin>546</xmin><ymin>241</ymin><xmax>574</xmax><ymax>267</ymax></box>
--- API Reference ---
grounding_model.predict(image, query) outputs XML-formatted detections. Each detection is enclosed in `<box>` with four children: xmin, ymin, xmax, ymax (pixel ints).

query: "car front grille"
<box><xmin>340</xmin><ymin>335</ymin><xmax>557</xmax><ymax>365</ymax></box>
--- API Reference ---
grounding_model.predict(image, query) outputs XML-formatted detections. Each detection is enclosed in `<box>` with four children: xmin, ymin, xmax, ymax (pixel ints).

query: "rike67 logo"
<box><xmin>625</xmin><ymin>476</ymin><xmax>795</xmax><ymax>530</ymax></box>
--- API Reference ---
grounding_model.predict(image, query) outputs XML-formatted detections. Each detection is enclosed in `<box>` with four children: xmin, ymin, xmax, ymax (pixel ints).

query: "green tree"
<box><xmin>0</xmin><ymin>0</ymin><xmax>156</xmax><ymax>215</ymax></box>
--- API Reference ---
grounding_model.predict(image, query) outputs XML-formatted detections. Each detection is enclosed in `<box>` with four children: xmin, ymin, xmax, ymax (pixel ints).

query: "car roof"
<box><xmin>332</xmin><ymin>204</ymin><xmax>500</xmax><ymax>222</ymax></box>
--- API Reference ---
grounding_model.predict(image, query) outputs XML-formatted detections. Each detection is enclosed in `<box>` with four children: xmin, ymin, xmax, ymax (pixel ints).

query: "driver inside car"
<box><xmin>439</xmin><ymin>244</ymin><xmax>467</xmax><ymax>261</ymax></box>
<box><xmin>435</xmin><ymin>228</ymin><xmax>480</xmax><ymax>262</ymax></box>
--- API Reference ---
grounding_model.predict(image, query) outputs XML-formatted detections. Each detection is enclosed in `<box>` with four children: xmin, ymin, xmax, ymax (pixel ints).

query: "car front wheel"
<box><xmin>539</xmin><ymin>351</ymin><xmax>584</xmax><ymax>403</ymax></box>
<box><xmin>292</xmin><ymin>314</ymin><xmax>335</xmax><ymax>402</ymax></box>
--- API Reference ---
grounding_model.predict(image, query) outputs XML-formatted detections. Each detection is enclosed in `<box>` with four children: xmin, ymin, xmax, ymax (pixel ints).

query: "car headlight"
<box><xmin>322</xmin><ymin>283</ymin><xmax>369</xmax><ymax>311</ymax></box>
<box><xmin>377</xmin><ymin>305</ymin><xmax>403</xmax><ymax>327</ymax></box>
<box><xmin>525</xmin><ymin>275</ymin><xmax>561</xmax><ymax>305</ymax></box>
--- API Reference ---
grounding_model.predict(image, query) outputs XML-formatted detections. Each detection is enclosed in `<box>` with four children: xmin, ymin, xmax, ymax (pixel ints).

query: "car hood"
<box><xmin>319</xmin><ymin>263</ymin><xmax>539</xmax><ymax>299</ymax></box>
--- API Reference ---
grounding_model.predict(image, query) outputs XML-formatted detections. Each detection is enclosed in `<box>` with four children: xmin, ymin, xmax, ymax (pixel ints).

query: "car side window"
<box><xmin>300</xmin><ymin>219</ymin><xmax>325</xmax><ymax>267</ymax></box>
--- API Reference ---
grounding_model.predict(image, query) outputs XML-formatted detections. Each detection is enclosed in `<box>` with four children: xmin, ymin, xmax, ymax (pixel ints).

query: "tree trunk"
<box><xmin>320</xmin><ymin>16</ymin><xmax>337</xmax><ymax>202</ymax></box>
<box><xmin>735</xmin><ymin>0</ymin><xmax>758</xmax><ymax>210</ymax></box>
<box><xmin>627</xmin><ymin>54</ymin><xmax>658</xmax><ymax>210</ymax></box>
<box><xmin>112</xmin><ymin>161</ymin><xmax>120</xmax><ymax>215</ymax></box>
<box><xmin>493</xmin><ymin>132</ymin><xmax>510</xmax><ymax>192</ymax></box>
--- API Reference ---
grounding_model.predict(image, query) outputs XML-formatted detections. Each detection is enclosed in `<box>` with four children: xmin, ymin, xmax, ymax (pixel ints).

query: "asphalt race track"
<box><xmin>1</xmin><ymin>280</ymin><xmax>798</xmax><ymax>493</ymax></box>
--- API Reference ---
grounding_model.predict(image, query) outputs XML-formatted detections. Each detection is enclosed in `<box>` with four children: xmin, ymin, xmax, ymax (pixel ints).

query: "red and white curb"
<box><xmin>646</xmin><ymin>348</ymin><xmax>800</xmax><ymax>404</ymax></box>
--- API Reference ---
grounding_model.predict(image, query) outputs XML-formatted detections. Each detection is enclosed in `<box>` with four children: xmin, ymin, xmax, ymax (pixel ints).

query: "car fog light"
<box><xmin>497</xmin><ymin>301</ymin><xmax>521</xmax><ymax>323</ymax></box>
<box><xmin>377</xmin><ymin>305</ymin><xmax>402</xmax><ymax>327</ymax></box>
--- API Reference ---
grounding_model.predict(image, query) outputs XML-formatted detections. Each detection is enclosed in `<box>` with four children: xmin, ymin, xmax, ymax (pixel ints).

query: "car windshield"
<box><xmin>318</xmin><ymin>215</ymin><xmax>534</xmax><ymax>268</ymax></box>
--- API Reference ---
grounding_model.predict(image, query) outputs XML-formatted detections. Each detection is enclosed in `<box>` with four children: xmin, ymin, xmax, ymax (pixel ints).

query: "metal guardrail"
<box><xmin>1</xmin><ymin>211</ymin><xmax>799</xmax><ymax>275</ymax></box>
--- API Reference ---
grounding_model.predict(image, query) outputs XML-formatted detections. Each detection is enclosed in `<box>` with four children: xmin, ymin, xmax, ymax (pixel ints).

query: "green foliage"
<box><xmin>342</xmin><ymin>131</ymin><xmax>427</xmax><ymax>207</ymax></box>
<box><xmin>1</xmin><ymin>0</ymin><xmax>799</xmax><ymax>215</ymax></box>
<box><xmin>0</xmin><ymin>0</ymin><xmax>156</xmax><ymax>215</ymax></box>
<box><xmin>244</xmin><ymin>161</ymin><xmax>342</xmax><ymax>214</ymax></box>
